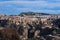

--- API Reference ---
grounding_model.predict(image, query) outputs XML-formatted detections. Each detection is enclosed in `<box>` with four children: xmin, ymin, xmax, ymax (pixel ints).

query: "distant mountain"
<box><xmin>18</xmin><ymin>12</ymin><xmax>50</xmax><ymax>16</ymax></box>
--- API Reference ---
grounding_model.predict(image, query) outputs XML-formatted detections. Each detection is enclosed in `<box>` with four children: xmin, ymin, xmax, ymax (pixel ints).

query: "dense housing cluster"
<box><xmin>0</xmin><ymin>14</ymin><xmax>60</xmax><ymax>40</ymax></box>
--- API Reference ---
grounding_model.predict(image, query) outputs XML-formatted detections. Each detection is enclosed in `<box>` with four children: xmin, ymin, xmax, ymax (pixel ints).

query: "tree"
<box><xmin>0</xmin><ymin>28</ymin><xmax>20</xmax><ymax>40</ymax></box>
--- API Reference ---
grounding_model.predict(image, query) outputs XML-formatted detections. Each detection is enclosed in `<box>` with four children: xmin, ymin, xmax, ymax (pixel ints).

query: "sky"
<box><xmin>0</xmin><ymin>0</ymin><xmax>60</xmax><ymax>15</ymax></box>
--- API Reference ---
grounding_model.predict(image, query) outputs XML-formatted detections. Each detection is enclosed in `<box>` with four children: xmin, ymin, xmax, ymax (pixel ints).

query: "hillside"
<box><xmin>18</xmin><ymin>12</ymin><xmax>50</xmax><ymax>16</ymax></box>
<box><xmin>0</xmin><ymin>13</ymin><xmax>60</xmax><ymax>40</ymax></box>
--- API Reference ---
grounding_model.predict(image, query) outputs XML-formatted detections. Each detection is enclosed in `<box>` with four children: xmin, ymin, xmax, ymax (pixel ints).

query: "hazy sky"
<box><xmin>0</xmin><ymin>0</ymin><xmax>60</xmax><ymax>15</ymax></box>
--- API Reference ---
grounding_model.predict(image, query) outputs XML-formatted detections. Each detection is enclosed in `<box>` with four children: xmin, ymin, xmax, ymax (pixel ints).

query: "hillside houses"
<box><xmin>0</xmin><ymin>14</ymin><xmax>60</xmax><ymax>26</ymax></box>
<box><xmin>0</xmin><ymin>14</ymin><xmax>60</xmax><ymax>40</ymax></box>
